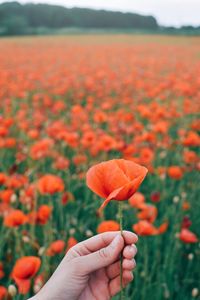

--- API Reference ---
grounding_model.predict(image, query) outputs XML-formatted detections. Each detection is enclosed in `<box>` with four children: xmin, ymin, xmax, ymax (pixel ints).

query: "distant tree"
<box><xmin>0</xmin><ymin>1</ymin><xmax>159</xmax><ymax>35</ymax></box>
<box><xmin>2</xmin><ymin>15</ymin><xmax>27</xmax><ymax>35</ymax></box>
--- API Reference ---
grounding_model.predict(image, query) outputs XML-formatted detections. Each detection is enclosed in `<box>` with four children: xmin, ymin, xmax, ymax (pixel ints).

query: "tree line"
<box><xmin>0</xmin><ymin>1</ymin><xmax>158</xmax><ymax>35</ymax></box>
<box><xmin>0</xmin><ymin>2</ymin><xmax>199</xmax><ymax>36</ymax></box>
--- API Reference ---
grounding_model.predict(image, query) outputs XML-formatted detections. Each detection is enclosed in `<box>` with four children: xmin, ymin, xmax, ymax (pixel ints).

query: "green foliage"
<box><xmin>0</xmin><ymin>2</ymin><xmax>199</xmax><ymax>36</ymax></box>
<box><xmin>1</xmin><ymin>15</ymin><xmax>28</xmax><ymax>35</ymax></box>
<box><xmin>0</xmin><ymin>1</ymin><xmax>159</xmax><ymax>36</ymax></box>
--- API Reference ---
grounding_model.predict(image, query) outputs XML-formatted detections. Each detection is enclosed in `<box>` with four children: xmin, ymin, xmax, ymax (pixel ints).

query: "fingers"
<box><xmin>77</xmin><ymin>234</ymin><xmax>124</xmax><ymax>273</ymax></box>
<box><xmin>123</xmin><ymin>258</ymin><xmax>136</xmax><ymax>270</ymax></box>
<box><xmin>106</xmin><ymin>261</ymin><xmax>120</xmax><ymax>279</ymax></box>
<box><xmin>109</xmin><ymin>271</ymin><xmax>134</xmax><ymax>297</ymax></box>
<box><xmin>123</xmin><ymin>244</ymin><xmax>137</xmax><ymax>259</ymax></box>
<box><xmin>71</xmin><ymin>231</ymin><xmax>138</xmax><ymax>256</ymax></box>
<box><xmin>106</xmin><ymin>244</ymin><xmax>137</xmax><ymax>279</ymax></box>
<box><xmin>107</xmin><ymin>259</ymin><xmax>136</xmax><ymax>279</ymax></box>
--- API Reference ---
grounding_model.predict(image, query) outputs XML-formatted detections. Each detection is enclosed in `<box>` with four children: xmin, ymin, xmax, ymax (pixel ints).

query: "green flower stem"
<box><xmin>118</xmin><ymin>201</ymin><xmax>125</xmax><ymax>300</ymax></box>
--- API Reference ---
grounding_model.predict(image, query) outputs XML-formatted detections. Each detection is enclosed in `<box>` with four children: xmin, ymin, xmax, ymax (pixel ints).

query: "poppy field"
<box><xmin>0</xmin><ymin>35</ymin><xmax>200</xmax><ymax>299</ymax></box>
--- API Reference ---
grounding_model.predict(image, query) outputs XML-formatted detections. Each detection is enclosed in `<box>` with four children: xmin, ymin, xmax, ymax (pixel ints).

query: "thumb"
<box><xmin>78</xmin><ymin>234</ymin><xmax>124</xmax><ymax>274</ymax></box>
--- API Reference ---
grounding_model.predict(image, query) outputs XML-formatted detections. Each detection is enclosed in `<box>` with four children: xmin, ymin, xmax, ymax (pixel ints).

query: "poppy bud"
<box><xmin>8</xmin><ymin>285</ymin><xmax>17</xmax><ymax>297</ymax></box>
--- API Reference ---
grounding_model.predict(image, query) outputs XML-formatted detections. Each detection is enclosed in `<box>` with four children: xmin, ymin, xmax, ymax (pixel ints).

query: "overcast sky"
<box><xmin>1</xmin><ymin>0</ymin><xmax>200</xmax><ymax>27</ymax></box>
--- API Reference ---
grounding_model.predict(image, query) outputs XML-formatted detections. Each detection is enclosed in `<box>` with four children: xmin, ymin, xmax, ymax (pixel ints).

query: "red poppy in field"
<box><xmin>58</xmin><ymin>132</ymin><xmax>79</xmax><ymax>148</ymax></box>
<box><xmin>53</xmin><ymin>156</ymin><xmax>70</xmax><ymax>170</ymax></box>
<box><xmin>97</xmin><ymin>220</ymin><xmax>120</xmax><ymax>233</ymax></box>
<box><xmin>30</xmin><ymin>138</ymin><xmax>54</xmax><ymax>160</ymax></box>
<box><xmin>0</xmin><ymin>203</ymin><xmax>13</xmax><ymax>217</ymax></box>
<box><xmin>137</xmin><ymin>205</ymin><xmax>158</xmax><ymax>223</ymax></box>
<box><xmin>6</xmin><ymin>174</ymin><xmax>28</xmax><ymax>189</ymax></box>
<box><xmin>73</xmin><ymin>154</ymin><xmax>87</xmax><ymax>166</ymax></box>
<box><xmin>98</xmin><ymin>134</ymin><xmax>118</xmax><ymax>152</ymax></box>
<box><xmin>153</xmin><ymin>121</ymin><xmax>169</xmax><ymax>134</ymax></box>
<box><xmin>86</xmin><ymin>159</ymin><xmax>148</xmax><ymax>211</ymax></box>
<box><xmin>168</xmin><ymin>166</ymin><xmax>183</xmax><ymax>180</ymax></box>
<box><xmin>94</xmin><ymin>111</ymin><xmax>107</xmax><ymax>123</ymax></box>
<box><xmin>81</xmin><ymin>130</ymin><xmax>96</xmax><ymax>148</ymax></box>
<box><xmin>66</xmin><ymin>237</ymin><xmax>78</xmax><ymax>253</ymax></box>
<box><xmin>37</xmin><ymin>205</ymin><xmax>52</xmax><ymax>224</ymax></box>
<box><xmin>133</xmin><ymin>220</ymin><xmax>168</xmax><ymax>236</ymax></box>
<box><xmin>183</xmin><ymin>131</ymin><xmax>200</xmax><ymax>147</ymax></box>
<box><xmin>182</xmin><ymin>201</ymin><xmax>190</xmax><ymax>211</ymax></box>
<box><xmin>11</xmin><ymin>256</ymin><xmax>41</xmax><ymax>294</ymax></box>
<box><xmin>37</xmin><ymin>174</ymin><xmax>64</xmax><ymax>195</ymax></box>
<box><xmin>0</xmin><ymin>189</ymin><xmax>14</xmax><ymax>203</ymax></box>
<box><xmin>128</xmin><ymin>192</ymin><xmax>146</xmax><ymax>209</ymax></box>
<box><xmin>4</xmin><ymin>209</ymin><xmax>27</xmax><ymax>227</ymax></box>
<box><xmin>0</xmin><ymin>286</ymin><xmax>7</xmax><ymax>300</ymax></box>
<box><xmin>46</xmin><ymin>240</ymin><xmax>65</xmax><ymax>256</ymax></box>
<box><xmin>179</xmin><ymin>228</ymin><xmax>198</xmax><ymax>243</ymax></box>
<box><xmin>139</xmin><ymin>147</ymin><xmax>154</xmax><ymax>166</ymax></box>
<box><xmin>27</xmin><ymin>129</ymin><xmax>39</xmax><ymax>139</ymax></box>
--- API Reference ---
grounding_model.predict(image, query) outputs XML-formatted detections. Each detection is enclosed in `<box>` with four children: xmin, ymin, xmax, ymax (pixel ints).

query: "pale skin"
<box><xmin>30</xmin><ymin>231</ymin><xmax>138</xmax><ymax>300</ymax></box>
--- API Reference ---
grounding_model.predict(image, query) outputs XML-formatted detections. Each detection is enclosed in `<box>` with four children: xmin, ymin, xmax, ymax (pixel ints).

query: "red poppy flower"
<box><xmin>97</xmin><ymin>220</ymin><xmax>120</xmax><ymax>233</ymax></box>
<box><xmin>46</xmin><ymin>240</ymin><xmax>65</xmax><ymax>256</ymax></box>
<box><xmin>4</xmin><ymin>210</ymin><xmax>27</xmax><ymax>228</ymax></box>
<box><xmin>66</xmin><ymin>237</ymin><xmax>78</xmax><ymax>253</ymax></box>
<box><xmin>168</xmin><ymin>166</ymin><xmax>183</xmax><ymax>180</ymax></box>
<box><xmin>37</xmin><ymin>205</ymin><xmax>52</xmax><ymax>224</ymax></box>
<box><xmin>86</xmin><ymin>159</ymin><xmax>148</xmax><ymax>211</ymax></box>
<box><xmin>133</xmin><ymin>220</ymin><xmax>168</xmax><ymax>236</ymax></box>
<box><xmin>30</xmin><ymin>138</ymin><xmax>54</xmax><ymax>160</ymax></box>
<box><xmin>179</xmin><ymin>228</ymin><xmax>198</xmax><ymax>243</ymax></box>
<box><xmin>0</xmin><ymin>189</ymin><xmax>14</xmax><ymax>203</ymax></box>
<box><xmin>128</xmin><ymin>192</ymin><xmax>146</xmax><ymax>209</ymax></box>
<box><xmin>11</xmin><ymin>256</ymin><xmax>41</xmax><ymax>294</ymax></box>
<box><xmin>137</xmin><ymin>205</ymin><xmax>158</xmax><ymax>223</ymax></box>
<box><xmin>183</xmin><ymin>131</ymin><xmax>200</xmax><ymax>147</ymax></box>
<box><xmin>37</xmin><ymin>174</ymin><xmax>64</xmax><ymax>195</ymax></box>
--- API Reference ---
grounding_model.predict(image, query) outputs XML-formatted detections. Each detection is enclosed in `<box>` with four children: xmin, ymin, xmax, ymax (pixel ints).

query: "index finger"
<box><xmin>73</xmin><ymin>231</ymin><xmax>138</xmax><ymax>255</ymax></box>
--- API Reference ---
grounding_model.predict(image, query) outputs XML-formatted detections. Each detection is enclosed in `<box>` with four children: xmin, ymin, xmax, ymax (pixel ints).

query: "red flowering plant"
<box><xmin>86</xmin><ymin>159</ymin><xmax>148</xmax><ymax>298</ymax></box>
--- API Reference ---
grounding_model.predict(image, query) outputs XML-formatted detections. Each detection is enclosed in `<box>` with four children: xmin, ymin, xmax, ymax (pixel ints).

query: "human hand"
<box><xmin>31</xmin><ymin>231</ymin><xmax>138</xmax><ymax>300</ymax></box>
